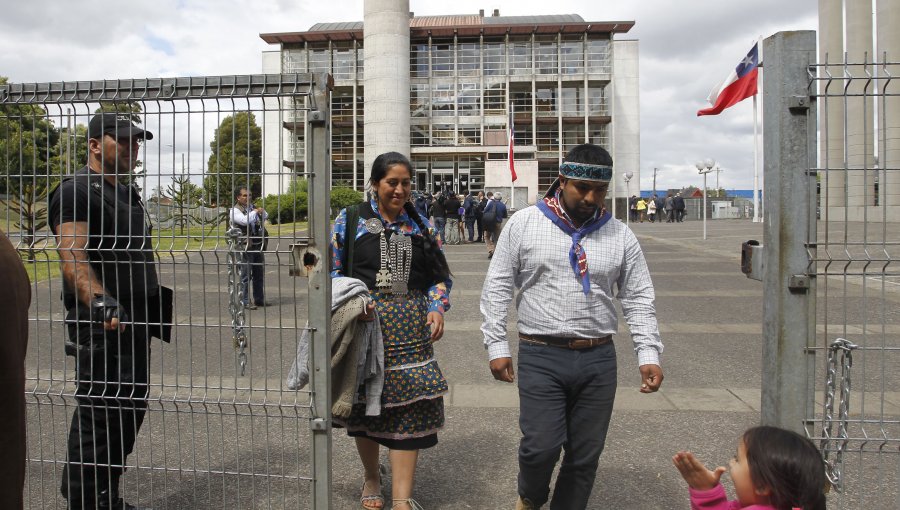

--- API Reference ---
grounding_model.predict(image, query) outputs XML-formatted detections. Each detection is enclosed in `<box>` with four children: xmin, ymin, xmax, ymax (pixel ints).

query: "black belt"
<box><xmin>519</xmin><ymin>333</ymin><xmax>612</xmax><ymax>350</ymax></box>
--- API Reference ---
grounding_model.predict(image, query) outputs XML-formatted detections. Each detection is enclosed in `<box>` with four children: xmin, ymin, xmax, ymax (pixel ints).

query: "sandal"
<box><xmin>391</xmin><ymin>498</ymin><xmax>424</xmax><ymax>510</ymax></box>
<box><xmin>360</xmin><ymin>464</ymin><xmax>387</xmax><ymax>509</ymax></box>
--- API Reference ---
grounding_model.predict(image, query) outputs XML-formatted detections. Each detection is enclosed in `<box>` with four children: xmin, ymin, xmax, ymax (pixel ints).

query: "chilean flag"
<box><xmin>508</xmin><ymin>108</ymin><xmax>518</xmax><ymax>182</ymax></box>
<box><xmin>697</xmin><ymin>43</ymin><xmax>759</xmax><ymax>116</ymax></box>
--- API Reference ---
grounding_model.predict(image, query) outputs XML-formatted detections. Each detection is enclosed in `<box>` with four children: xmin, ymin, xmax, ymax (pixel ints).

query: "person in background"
<box><xmin>463</xmin><ymin>192</ymin><xmax>478</xmax><ymax>243</ymax></box>
<box><xmin>457</xmin><ymin>195</ymin><xmax>466</xmax><ymax>242</ymax></box>
<box><xmin>474</xmin><ymin>191</ymin><xmax>487</xmax><ymax>243</ymax></box>
<box><xmin>230</xmin><ymin>187</ymin><xmax>269</xmax><ymax>309</ymax></box>
<box><xmin>430</xmin><ymin>192</ymin><xmax>447</xmax><ymax>242</ymax></box>
<box><xmin>636</xmin><ymin>196</ymin><xmax>647</xmax><ymax>223</ymax></box>
<box><xmin>647</xmin><ymin>194</ymin><xmax>658</xmax><ymax>223</ymax></box>
<box><xmin>444</xmin><ymin>192</ymin><xmax>461</xmax><ymax>245</ymax></box>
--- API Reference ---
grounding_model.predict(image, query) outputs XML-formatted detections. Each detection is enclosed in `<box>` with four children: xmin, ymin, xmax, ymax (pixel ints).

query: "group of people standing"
<box><xmin>414</xmin><ymin>189</ymin><xmax>507</xmax><ymax>257</ymax></box>
<box><xmin>629</xmin><ymin>192</ymin><xmax>686</xmax><ymax>223</ymax></box>
<box><xmin>37</xmin><ymin>113</ymin><xmax>826</xmax><ymax>510</ymax></box>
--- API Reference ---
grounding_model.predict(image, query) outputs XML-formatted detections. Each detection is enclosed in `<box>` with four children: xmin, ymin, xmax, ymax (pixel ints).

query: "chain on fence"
<box><xmin>1</xmin><ymin>74</ymin><xmax>334</xmax><ymax>509</ymax></box>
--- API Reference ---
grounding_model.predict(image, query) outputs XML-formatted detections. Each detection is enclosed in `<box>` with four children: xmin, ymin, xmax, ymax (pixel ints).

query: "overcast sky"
<box><xmin>0</xmin><ymin>0</ymin><xmax>818</xmax><ymax>191</ymax></box>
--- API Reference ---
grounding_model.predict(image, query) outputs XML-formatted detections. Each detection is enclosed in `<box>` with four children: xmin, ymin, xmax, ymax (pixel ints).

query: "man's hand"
<box><xmin>490</xmin><ymin>357</ymin><xmax>515</xmax><ymax>383</ymax></box>
<box><xmin>639</xmin><ymin>364</ymin><xmax>663</xmax><ymax>393</ymax></box>
<box><xmin>426</xmin><ymin>311</ymin><xmax>444</xmax><ymax>342</ymax></box>
<box><xmin>672</xmin><ymin>451</ymin><xmax>726</xmax><ymax>491</ymax></box>
<box><xmin>255</xmin><ymin>207</ymin><xmax>265</xmax><ymax>215</ymax></box>
<box><xmin>90</xmin><ymin>295</ymin><xmax>128</xmax><ymax>332</ymax></box>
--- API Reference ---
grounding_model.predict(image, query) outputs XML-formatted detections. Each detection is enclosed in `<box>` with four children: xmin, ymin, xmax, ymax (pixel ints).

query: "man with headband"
<box><xmin>479</xmin><ymin>143</ymin><xmax>664</xmax><ymax>509</ymax></box>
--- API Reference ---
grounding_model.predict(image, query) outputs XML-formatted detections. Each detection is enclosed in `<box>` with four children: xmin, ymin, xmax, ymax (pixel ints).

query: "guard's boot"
<box><xmin>516</xmin><ymin>496</ymin><xmax>539</xmax><ymax>510</ymax></box>
<box><xmin>97</xmin><ymin>489</ymin><xmax>152</xmax><ymax>510</ymax></box>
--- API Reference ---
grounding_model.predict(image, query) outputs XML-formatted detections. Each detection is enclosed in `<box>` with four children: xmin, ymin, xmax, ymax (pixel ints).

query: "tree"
<box><xmin>162</xmin><ymin>173</ymin><xmax>203</xmax><ymax>235</ymax></box>
<box><xmin>203</xmin><ymin>111</ymin><xmax>262</xmax><ymax>206</ymax></box>
<box><xmin>0</xmin><ymin>76</ymin><xmax>62</xmax><ymax>195</ymax></box>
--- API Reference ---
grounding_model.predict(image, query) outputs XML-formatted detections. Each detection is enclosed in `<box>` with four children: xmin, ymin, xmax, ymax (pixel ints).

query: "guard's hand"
<box><xmin>490</xmin><ymin>357</ymin><xmax>515</xmax><ymax>383</ymax></box>
<box><xmin>90</xmin><ymin>295</ymin><xmax>128</xmax><ymax>332</ymax></box>
<box><xmin>357</xmin><ymin>301</ymin><xmax>376</xmax><ymax>322</ymax></box>
<box><xmin>639</xmin><ymin>364</ymin><xmax>663</xmax><ymax>393</ymax></box>
<box><xmin>672</xmin><ymin>451</ymin><xmax>726</xmax><ymax>491</ymax></box>
<box><xmin>426</xmin><ymin>311</ymin><xmax>444</xmax><ymax>342</ymax></box>
<box><xmin>255</xmin><ymin>207</ymin><xmax>265</xmax><ymax>215</ymax></box>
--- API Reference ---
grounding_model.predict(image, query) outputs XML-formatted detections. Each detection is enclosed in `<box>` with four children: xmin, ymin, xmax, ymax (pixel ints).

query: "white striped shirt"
<box><xmin>480</xmin><ymin>205</ymin><xmax>663</xmax><ymax>366</ymax></box>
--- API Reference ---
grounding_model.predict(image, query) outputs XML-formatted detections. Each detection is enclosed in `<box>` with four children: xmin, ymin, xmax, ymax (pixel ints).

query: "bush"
<box><xmin>259</xmin><ymin>180</ymin><xmax>362</xmax><ymax>224</ymax></box>
<box><xmin>330</xmin><ymin>186</ymin><xmax>363</xmax><ymax>211</ymax></box>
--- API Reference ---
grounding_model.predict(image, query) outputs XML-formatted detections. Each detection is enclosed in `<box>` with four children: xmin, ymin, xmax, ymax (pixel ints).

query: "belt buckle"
<box><xmin>568</xmin><ymin>338</ymin><xmax>591</xmax><ymax>349</ymax></box>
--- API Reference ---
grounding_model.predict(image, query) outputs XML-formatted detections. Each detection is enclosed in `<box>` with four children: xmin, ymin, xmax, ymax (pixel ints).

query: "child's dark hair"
<box><xmin>369</xmin><ymin>152</ymin><xmax>451</xmax><ymax>283</ymax></box>
<box><xmin>743</xmin><ymin>426</ymin><xmax>827</xmax><ymax>510</ymax></box>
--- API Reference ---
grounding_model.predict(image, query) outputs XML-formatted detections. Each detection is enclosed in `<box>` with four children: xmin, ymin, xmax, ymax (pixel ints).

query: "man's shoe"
<box><xmin>516</xmin><ymin>496</ymin><xmax>538</xmax><ymax>510</ymax></box>
<box><xmin>488</xmin><ymin>250</ymin><xmax>494</xmax><ymax>259</ymax></box>
<box><xmin>245</xmin><ymin>303</ymin><xmax>258</xmax><ymax>310</ymax></box>
<box><xmin>255</xmin><ymin>301</ymin><xmax>273</xmax><ymax>307</ymax></box>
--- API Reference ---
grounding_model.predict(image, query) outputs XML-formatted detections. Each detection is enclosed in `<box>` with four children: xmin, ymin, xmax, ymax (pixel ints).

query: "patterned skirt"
<box><xmin>334</xmin><ymin>289</ymin><xmax>447</xmax><ymax>449</ymax></box>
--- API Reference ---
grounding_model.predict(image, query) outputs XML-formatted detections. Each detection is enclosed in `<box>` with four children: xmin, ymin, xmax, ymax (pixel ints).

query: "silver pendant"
<box><xmin>375</xmin><ymin>269</ymin><xmax>393</xmax><ymax>290</ymax></box>
<box><xmin>365</xmin><ymin>217</ymin><xmax>384</xmax><ymax>234</ymax></box>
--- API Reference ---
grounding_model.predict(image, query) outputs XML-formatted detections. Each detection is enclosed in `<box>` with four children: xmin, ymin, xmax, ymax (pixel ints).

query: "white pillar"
<box><xmin>845</xmin><ymin>0</ymin><xmax>874</xmax><ymax>213</ymax></box>
<box><xmin>819</xmin><ymin>0</ymin><xmax>846</xmax><ymax>212</ymax></box>
<box><xmin>878</xmin><ymin>0</ymin><xmax>900</xmax><ymax>213</ymax></box>
<box><xmin>363</xmin><ymin>0</ymin><xmax>411</xmax><ymax>182</ymax></box>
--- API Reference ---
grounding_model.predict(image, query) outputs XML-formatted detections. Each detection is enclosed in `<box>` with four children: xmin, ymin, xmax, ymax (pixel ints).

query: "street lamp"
<box><xmin>695</xmin><ymin>158</ymin><xmax>715</xmax><ymax>240</ymax></box>
<box><xmin>623</xmin><ymin>171</ymin><xmax>634</xmax><ymax>225</ymax></box>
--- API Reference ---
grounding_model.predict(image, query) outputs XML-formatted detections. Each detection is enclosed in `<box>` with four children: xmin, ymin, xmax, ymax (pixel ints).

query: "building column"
<box><xmin>819</xmin><ymin>0</ymin><xmax>845</xmax><ymax>213</ymax></box>
<box><xmin>845</xmin><ymin>0</ymin><xmax>874</xmax><ymax>213</ymax></box>
<box><xmin>363</xmin><ymin>0</ymin><xmax>411</xmax><ymax>181</ymax></box>
<box><xmin>878</xmin><ymin>0</ymin><xmax>900</xmax><ymax>210</ymax></box>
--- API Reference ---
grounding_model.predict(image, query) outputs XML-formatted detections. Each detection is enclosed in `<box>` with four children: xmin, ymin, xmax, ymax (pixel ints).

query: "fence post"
<box><xmin>307</xmin><ymin>72</ymin><xmax>334</xmax><ymax>509</ymax></box>
<box><xmin>761</xmin><ymin>31</ymin><xmax>818</xmax><ymax>433</ymax></box>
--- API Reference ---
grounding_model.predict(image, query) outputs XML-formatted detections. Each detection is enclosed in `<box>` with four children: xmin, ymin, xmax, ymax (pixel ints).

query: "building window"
<box><xmin>431</xmin><ymin>41</ymin><xmax>454</xmax><ymax>77</ymax></box>
<box><xmin>289</xmin><ymin>132</ymin><xmax>305</xmax><ymax>162</ymax></box>
<box><xmin>458</xmin><ymin>82</ymin><xmax>481</xmax><ymax>117</ymax></box>
<box><xmin>534</xmin><ymin>36</ymin><xmax>558</xmax><ymax>75</ymax></box>
<box><xmin>508</xmin><ymin>37</ymin><xmax>532</xmax><ymax>76</ymax></box>
<box><xmin>513</xmin><ymin>123</ymin><xmax>533</xmax><ymax>147</ymax></box>
<box><xmin>332</xmin><ymin>126</ymin><xmax>355</xmax><ymax>162</ymax></box>
<box><xmin>411</xmin><ymin>43</ymin><xmax>429</xmax><ymax>77</ymax></box>
<box><xmin>484</xmin><ymin>83</ymin><xmax>507</xmax><ymax>115</ymax></box>
<box><xmin>536</xmin><ymin>124</ymin><xmax>559</xmax><ymax>152</ymax></box>
<box><xmin>560</xmin><ymin>37</ymin><xmax>584</xmax><ymax>75</ymax></box>
<box><xmin>589</xmin><ymin>125</ymin><xmax>609</xmax><ymax>147</ymax></box>
<box><xmin>562</xmin><ymin>124</ymin><xmax>585</xmax><ymax>154</ymax></box>
<box><xmin>483</xmin><ymin>40</ymin><xmax>505</xmax><ymax>76</ymax></box>
<box><xmin>587</xmin><ymin>39</ymin><xmax>610</xmax><ymax>73</ymax></box>
<box><xmin>411</xmin><ymin>83</ymin><xmax>430</xmax><ymax>118</ymax></box>
<box><xmin>332</xmin><ymin>90</ymin><xmax>355</xmax><ymax>123</ymax></box>
<box><xmin>431</xmin><ymin>83</ymin><xmax>455</xmax><ymax>117</ymax></box>
<box><xmin>308</xmin><ymin>45</ymin><xmax>330</xmax><ymax>74</ymax></box>
<box><xmin>356</xmin><ymin>46</ymin><xmax>365</xmax><ymax>79</ymax></box>
<box><xmin>510</xmin><ymin>83</ymin><xmax>532</xmax><ymax>112</ymax></box>
<box><xmin>411</xmin><ymin>123</ymin><xmax>429</xmax><ymax>147</ymax></box>
<box><xmin>588</xmin><ymin>85</ymin><xmax>608</xmax><ymax>116</ymax></box>
<box><xmin>535</xmin><ymin>87</ymin><xmax>557</xmax><ymax>117</ymax></box>
<box><xmin>458</xmin><ymin>41</ymin><xmax>480</xmax><ymax>77</ymax></box>
<box><xmin>457</xmin><ymin>125</ymin><xmax>481</xmax><ymax>146</ymax></box>
<box><xmin>282</xmin><ymin>49</ymin><xmax>306</xmax><ymax>73</ymax></box>
<box><xmin>333</xmin><ymin>43</ymin><xmax>354</xmax><ymax>80</ymax></box>
<box><xmin>432</xmin><ymin>124</ymin><xmax>455</xmax><ymax>146</ymax></box>
<box><xmin>559</xmin><ymin>85</ymin><xmax>584</xmax><ymax>117</ymax></box>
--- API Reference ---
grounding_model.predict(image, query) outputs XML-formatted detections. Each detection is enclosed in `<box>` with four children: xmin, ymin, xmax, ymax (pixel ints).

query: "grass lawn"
<box><xmin>18</xmin><ymin>220</ymin><xmax>309</xmax><ymax>283</ymax></box>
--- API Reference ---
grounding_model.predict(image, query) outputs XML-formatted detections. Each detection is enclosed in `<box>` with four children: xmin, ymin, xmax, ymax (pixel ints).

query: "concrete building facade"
<box><xmin>260</xmin><ymin>10</ymin><xmax>640</xmax><ymax>206</ymax></box>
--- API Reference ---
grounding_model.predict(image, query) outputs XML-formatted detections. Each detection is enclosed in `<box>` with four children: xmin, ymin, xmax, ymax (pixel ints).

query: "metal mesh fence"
<box><xmin>806</xmin><ymin>54</ymin><xmax>900</xmax><ymax>508</ymax></box>
<box><xmin>1</xmin><ymin>74</ymin><xmax>334</xmax><ymax>509</ymax></box>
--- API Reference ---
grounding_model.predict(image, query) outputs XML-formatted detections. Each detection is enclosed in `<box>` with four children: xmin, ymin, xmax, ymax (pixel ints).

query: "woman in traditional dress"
<box><xmin>331</xmin><ymin>152</ymin><xmax>452</xmax><ymax>510</ymax></box>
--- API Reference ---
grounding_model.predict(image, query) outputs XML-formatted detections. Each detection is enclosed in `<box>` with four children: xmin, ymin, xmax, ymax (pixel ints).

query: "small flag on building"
<box><xmin>508</xmin><ymin>108</ymin><xmax>518</xmax><ymax>182</ymax></box>
<box><xmin>697</xmin><ymin>42</ymin><xmax>759</xmax><ymax>116</ymax></box>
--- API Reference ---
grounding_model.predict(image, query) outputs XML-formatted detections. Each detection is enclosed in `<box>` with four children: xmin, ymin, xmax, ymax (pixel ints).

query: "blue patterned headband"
<box><xmin>559</xmin><ymin>162</ymin><xmax>613</xmax><ymax>182</ymax></box>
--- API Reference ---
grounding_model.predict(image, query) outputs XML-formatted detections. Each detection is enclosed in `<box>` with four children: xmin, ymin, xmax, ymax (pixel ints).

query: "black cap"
<box><xmin>87</xmin><ymin>113</ymin><xmax>153</xmax><ymax>141</ymax></box>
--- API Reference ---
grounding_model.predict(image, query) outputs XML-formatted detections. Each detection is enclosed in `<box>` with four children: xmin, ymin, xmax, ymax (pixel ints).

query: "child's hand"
<box><xmin>672</xmin><ymin>451</ymin><xmax>727</xmax><ymax>491</ymax></box>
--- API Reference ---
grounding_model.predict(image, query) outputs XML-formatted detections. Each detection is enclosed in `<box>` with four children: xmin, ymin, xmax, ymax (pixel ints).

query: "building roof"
<box><xmin>261</xmin><ymin>13</ymin><xmax>634</xmax><ymax>44</ymax></box>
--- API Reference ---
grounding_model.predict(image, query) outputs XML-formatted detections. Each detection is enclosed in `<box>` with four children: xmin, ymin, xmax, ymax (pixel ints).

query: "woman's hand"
<box><xmin>672</xmin><ymin>451</ymin><xmax>726</xmax><ymax>491</ymax></box>
<box><xmin>426</xmin><ymin>311</ymin><xmax>444</xmax><ymax>342</ymax></box>
<box><xmin>357</xmin><ymin>301</ymin><xmax>376</xmax><ymax>322</ymax></box>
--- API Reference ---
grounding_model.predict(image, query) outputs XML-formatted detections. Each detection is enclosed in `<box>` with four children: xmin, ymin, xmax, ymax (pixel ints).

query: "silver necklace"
<box><xmin>389</xmin><ymin>234</ymin><xmax>412</xmax><ymax>302</ymax></box>
<box><xmin>365</xmin><ymin>218</ymin><xmax>393</xmax><ymax>292</ymax></box>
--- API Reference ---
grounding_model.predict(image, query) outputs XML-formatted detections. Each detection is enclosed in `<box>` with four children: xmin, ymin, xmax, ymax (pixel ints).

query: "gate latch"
<box><xmin>789</xmin><ymin>95</ymin><xmax>811</xmax><ymax>113</ymax></box>
<box><xmin>741</xmin><ymin>240</ymin><xmax>764</xmax><ymax>281</ymax></box>
<box><xmin>789</xmin><ymin>275</ymin><xmax>811</xmax><ymax>293</ymax></box>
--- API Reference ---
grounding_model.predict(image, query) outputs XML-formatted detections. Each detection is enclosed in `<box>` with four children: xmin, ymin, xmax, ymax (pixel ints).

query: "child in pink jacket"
<box><xmin>673</xmin><ymin>426</ymin><xmax>828</xmax><ymax>510</ymax></box>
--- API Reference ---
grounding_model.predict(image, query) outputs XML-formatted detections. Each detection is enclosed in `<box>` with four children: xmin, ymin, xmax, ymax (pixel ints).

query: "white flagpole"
<box><xmin>753</xmin><ymin>94</ymin><xmax>760</xmax><ymax>222</ymax></box>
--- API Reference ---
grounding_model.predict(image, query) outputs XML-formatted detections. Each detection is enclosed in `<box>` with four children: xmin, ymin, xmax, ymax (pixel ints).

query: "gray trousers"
<box><xmin>517</xmin><ymin>341</ymin><xmax>617</xmax><ymax>509</ymax></box>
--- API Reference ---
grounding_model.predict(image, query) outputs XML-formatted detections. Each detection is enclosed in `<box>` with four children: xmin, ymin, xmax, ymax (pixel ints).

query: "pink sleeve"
<box><xmin>688</xmin><ymin>484</ymin><xmax>741</xmax><ymax>510</ymax></box>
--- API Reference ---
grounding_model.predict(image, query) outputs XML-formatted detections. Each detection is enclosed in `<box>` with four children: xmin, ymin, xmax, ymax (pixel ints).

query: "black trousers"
<box><xmin>61</xmin><ymin>324</ymin><xmax>150</xmax><ymax>509</ymax></box>
<box><xmin>465</xmin><ymin>216</ymin><xmax>477</xmax><ymax>241</ymax></box>
<box><xmin>517</xmin><ymin>342</ymin><xmax>617</xmax><ymax>509</ymax></box>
